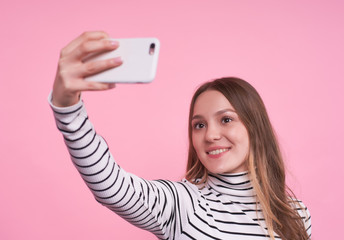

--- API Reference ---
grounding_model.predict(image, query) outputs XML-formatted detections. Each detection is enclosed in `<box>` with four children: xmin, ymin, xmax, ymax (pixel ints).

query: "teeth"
<box><xmin>208</xmin><ymin>148</ymin><xmax>229</xmax><ymax>155</ymax></box>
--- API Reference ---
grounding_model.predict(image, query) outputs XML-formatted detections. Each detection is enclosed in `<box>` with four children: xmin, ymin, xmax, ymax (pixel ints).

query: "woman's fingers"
<box><xmin>61</xmin><ymin>31</ymin><xmax>109</xmax><ymax>58</ymax></box>
<box><xmin>81</xmin><ymin>57</ymin><xmax>123</xmax><ymax>77</ymax></box>
<box><xmin>75</xmin><ymin>81</ymin><xmax>116</xmax><ymax>92</ymax></box>
<box><xmin>71</xmin><ymin>38</ymin><xmax>119</xmax><ymax>61</ymax></box>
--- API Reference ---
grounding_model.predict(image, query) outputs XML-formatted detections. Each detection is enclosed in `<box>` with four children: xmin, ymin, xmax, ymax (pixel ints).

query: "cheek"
<box><xmin>191</xmin><ymin>133</ymin><xmax>199</xmax><ymax>149</ymax></box>
<box><xmin>192</xmin><ymin>132</ymin><xmax>204</xmax><ymax>156</ymax></box>
<box><xmin>229</xmin><ymin>126</ymin><xmax>249</xmax><ymax>149</ymax></box>
<box><xmin>239</xmin><ymin>130</ymin><xmax>250</xmax><ymax>153</ymax></box>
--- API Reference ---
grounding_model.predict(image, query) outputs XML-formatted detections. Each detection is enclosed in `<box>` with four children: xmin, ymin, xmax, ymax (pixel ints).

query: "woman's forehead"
<box><xmin>193</xmin><ymin>90</ymin><xmax>235</xmax><ymax>116</ymax></box>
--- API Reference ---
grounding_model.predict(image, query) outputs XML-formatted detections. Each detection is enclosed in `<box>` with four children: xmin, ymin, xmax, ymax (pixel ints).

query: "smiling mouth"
<box><xmin>207</xmin><ymin>148</ymin><xmax>230</xmax><ymax>155</ymax></box>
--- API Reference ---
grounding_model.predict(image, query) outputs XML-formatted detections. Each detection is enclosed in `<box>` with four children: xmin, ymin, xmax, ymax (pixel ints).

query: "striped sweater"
<box><xmin>50</xmin><ymin>97</ymin><xmax>311</xmax><ymax>240</ymax></box>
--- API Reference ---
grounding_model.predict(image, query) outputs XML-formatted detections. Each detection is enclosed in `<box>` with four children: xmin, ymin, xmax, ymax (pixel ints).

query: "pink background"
<box><xmin>1</xmin><ymin>0</ymin><xmax>343</xmax><ymax>239</ymax></box>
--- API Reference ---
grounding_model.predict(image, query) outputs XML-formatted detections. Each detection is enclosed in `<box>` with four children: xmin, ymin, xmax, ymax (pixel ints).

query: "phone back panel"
<box><xmin>85</xmin><ymin>38</ymin><xmax>160</xmax><ymax>83</ymax></box>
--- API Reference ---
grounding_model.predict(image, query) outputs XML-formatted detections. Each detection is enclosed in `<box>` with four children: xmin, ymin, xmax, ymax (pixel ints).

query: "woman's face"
<box><xmin>191</xmin><ymin>90</ymin><xmax>249</xmax><ymax>174</ymax></box>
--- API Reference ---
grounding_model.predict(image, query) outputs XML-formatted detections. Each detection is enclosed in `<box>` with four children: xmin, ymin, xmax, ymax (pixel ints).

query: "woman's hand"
<box><xmin>52</xmin><ymin>31</ymin><xmax>123</xmax><ymax>107</ymax></box>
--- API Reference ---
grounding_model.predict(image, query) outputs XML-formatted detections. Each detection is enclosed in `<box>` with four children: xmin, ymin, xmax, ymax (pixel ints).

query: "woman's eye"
<box><xmin>194</xmin><ymin>123</ymin><xmax>205</xmax><ymax>129</ymax></box>
<box><xmin>222</xmin><ymin>117</ymin><xmax>232</xmax><ymax>124</ymax></box>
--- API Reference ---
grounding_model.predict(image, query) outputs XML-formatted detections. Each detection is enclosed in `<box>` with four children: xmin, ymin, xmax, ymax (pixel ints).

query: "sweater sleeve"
<box><xmin>48</xmin><ymin>94</ymin><xmax>180</xmax><ymax>239</ymax></box>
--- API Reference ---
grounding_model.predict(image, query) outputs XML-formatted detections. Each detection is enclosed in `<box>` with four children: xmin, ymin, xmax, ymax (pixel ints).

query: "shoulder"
<box><xmin>160</xmin><ymin>178</ymin><xmax>204</xmax><ymax>201</ymax></box>
<box><xmin>149</xmin><ymin>178</ymin><xmax>200</xmax><ymax>197</ymax></box>
<box><xmin>289</xmin><ymin>198</ymin><xmax>311</xmax><ymax>218</ymax></box>
<box><xmin>179</xmin><ymin>178</ymin><xmax>205</xmax><ymax>193</ymax></box>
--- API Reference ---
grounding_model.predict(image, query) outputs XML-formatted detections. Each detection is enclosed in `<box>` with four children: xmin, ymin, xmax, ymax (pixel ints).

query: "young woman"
<box><xmin>50</xmin><ymin>31</ymin><xmax>311</xmax><ymax>239</ymax></box>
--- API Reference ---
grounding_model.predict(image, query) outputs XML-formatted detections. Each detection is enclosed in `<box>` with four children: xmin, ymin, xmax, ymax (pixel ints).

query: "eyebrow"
<box><xmin>192</xmin><ymin>108</ymin><xmax>237</xmax><ymax>120</ymax></box>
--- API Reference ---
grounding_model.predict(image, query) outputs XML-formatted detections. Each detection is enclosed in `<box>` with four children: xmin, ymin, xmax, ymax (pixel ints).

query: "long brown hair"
<box><xmin>186</xmin><ymin>77</ymin><xmax>308</xmax><ymax>240</ymax></box>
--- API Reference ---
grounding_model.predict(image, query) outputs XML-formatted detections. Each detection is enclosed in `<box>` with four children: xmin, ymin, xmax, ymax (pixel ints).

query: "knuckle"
<box><xmin>81</xmin><ymin>31</ymin><xmax>91</xmax><ymax>40</ymax></box>
<box><xmin>80</xmin><ymin>42</ymin><xmax>90</xmax><ymax>53</ymax></box>
<box><xmin>80</xmin><ymin>32</ymin><xmax>95</xmax><ymax>44</ymax></box>
<box><xmin>57</xmin><ymin>58</ymin><xmax>68</xmax><ymax>71</ymax></box>
<box><xmin>65</xmin><ymin>80</ymin><xmax>76</xmax><ymax>92</ymax></box>
<box><xmin>105</xmin><ymin>59</ymin><xmax>113</xmax><ymax>68</ymax></box>
<box><xmin>104</xmin><ymin>40</ymin><xmax>111</xmax><ymax>48</ymax></box>
<box><xmin>58</xmin><ymin>70</ymin><xmax>70</xmax><ymax>84</ymax></box>
<box><xmin>86</xmin><ymin>81</ymin><xmax>99</xmax><ymax>90</ymax></box>
<box><xmin>98</xmin><ymin>31</ymin><xmax>108</xmax><ymax>38</ymax></box>
<box><xmin>85</xmin><ymin>62</ymin><xmax>97</xmax><ymax>74</ymax></box>
<box><xmin>81</xmin><ymin>31</ymin><xmax>108</xmax><ymax>42</ymax></box>
<box><xmin>95</xmin><ymin>30</ymin><xmax>108</xmax><ymax>39</ymax></box>
<box><xmin>60</xmin><ymin>47</ymin><xmax>69</xmax><ymax>57</ymax></box>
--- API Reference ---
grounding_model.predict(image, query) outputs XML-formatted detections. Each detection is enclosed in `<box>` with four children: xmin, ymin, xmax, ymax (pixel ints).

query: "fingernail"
<box><xmin>112</xmin><ymin>57</ymin><xmax>122</xmax><ymax>64</ymax></box>
<box><xmin>110</xmin><ymin>41</ymin><xmax>119</xmax><ymax>47</ymax></box>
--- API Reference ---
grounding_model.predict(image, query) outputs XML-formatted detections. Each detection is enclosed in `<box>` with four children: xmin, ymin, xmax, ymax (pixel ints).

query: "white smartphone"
<box><xmin>85</xmin><ymin>38</ymin><xmax>160</xmax><ymax>83</ymax></box>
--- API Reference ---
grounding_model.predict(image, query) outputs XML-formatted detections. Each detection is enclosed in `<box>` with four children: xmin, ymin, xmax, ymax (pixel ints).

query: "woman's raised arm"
<box><xmin>49</xmin><ymin>32</ymin><xmax>185</xmax><ymax>239</ymax></box>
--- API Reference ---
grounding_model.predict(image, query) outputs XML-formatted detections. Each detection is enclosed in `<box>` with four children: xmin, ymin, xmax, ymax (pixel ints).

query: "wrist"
<box><xmin>52</xmin><ymin>91</ymin><xmax>80</xmax><ymax>107</ymax></box>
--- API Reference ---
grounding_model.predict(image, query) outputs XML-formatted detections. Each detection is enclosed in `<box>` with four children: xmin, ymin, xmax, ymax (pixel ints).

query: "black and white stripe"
<box><xmin>50</xmin><ymin>98</ymin><xmax>312</xmax><ymax>240</ymax></box>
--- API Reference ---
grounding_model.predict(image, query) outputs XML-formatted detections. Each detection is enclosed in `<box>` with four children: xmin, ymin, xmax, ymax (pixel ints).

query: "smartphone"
<box><xmin>85</xmin><ymin>38</ymin><xmax>160</xmax><ymax>83</ymax></box>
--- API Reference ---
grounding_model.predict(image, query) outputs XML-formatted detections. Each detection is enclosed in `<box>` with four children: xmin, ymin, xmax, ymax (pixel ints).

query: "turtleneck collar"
<box><xmin>206</xmin><ymin>171</ymin><xmax>256</xmax><ymax>197</ymax></box>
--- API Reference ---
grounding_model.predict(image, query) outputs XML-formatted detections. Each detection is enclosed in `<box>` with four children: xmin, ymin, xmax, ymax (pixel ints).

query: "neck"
<box><xmin>206</xmin><ymin>171</ymin><xmax>256</xmax><ymax>197</ymax></box>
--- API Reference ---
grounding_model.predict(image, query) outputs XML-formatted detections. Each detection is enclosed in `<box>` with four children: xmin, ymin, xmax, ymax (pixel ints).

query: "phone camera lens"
<box><xmin>149</xmin><ymin>43</ymin><xmax>155</xmax><ymax>55</ymax></box>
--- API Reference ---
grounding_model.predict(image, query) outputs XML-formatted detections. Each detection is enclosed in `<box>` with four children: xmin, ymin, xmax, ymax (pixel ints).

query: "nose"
<box><xmin>205</xmin><ymin>123</ymin><xmax>221</xmax><ymax>142</ymax></box>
